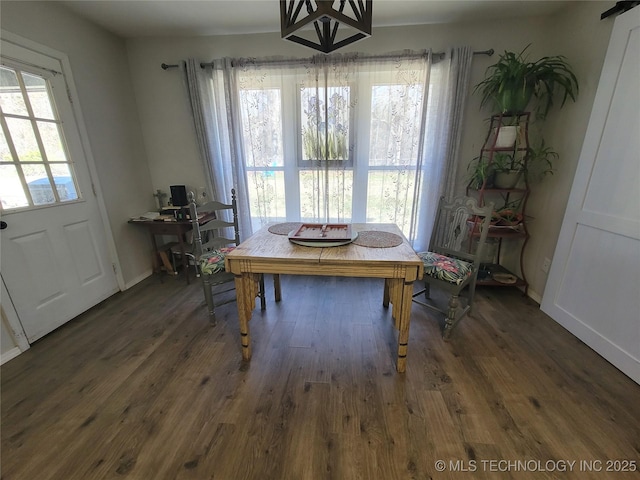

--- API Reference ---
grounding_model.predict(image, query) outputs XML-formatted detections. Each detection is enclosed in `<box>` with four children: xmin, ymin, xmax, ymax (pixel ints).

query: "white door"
<box><xmin>0</xmin><ymin>38</ymin><xmax>118</xmax><ymax>343</ymax></box>
<box><xmin>541</xmin><ymin>8</ymin><xmax>640</xmax><ymax>384</ymax></box>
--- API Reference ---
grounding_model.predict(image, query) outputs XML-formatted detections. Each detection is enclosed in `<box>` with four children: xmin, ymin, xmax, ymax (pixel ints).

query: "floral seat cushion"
<box><xmin>418</xmin><ymin>251</ymin><xmax>474</xmax><ymax>285</ymax></box>
<box><xmin>199</xmin><ymin>246</ymin><xmax>236</xmax><ymax>275</ymax></box>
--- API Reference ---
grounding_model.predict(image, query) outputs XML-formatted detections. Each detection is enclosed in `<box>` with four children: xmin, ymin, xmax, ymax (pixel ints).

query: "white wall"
<box><xmin>524</xmin><ymin>5</ymin><xmax>614</xmax><ymax>301</ymax></box>
<box><xmin>1</xmin><ymin>1</ymin><xmax>155</xmax><ymax>288</ymax></box>
<box><xmin>125</xmin><ymin>2</ymin><xmax>613</xmax><ymax>300</ymax></box>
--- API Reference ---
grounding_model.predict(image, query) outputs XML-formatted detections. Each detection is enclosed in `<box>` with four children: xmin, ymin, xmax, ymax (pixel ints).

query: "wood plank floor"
<box><xmin>2</xmin><ymin>274</ymin><xmax>639</xmax><ymax>479</ymax></box>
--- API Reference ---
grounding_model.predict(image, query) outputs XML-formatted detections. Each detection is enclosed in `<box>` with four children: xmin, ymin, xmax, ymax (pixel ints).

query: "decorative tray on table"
<box><xmin>288</xmin><ymin>223</ymin><xmax>358</xmax><ymax>247</ymax></box>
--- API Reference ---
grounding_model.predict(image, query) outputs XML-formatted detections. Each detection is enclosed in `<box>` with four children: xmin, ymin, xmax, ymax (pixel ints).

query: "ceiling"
<box><xmin>56</xmin><ymin>1</ymin><xmax>574</xmax><ymax>38</ymax></box>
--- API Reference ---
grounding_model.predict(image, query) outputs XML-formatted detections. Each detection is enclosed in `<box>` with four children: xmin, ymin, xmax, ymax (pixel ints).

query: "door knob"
<box><xmin>0</xmin><ymin>221</ymin><xmax>7</xmax><ymax>229</ymax></box>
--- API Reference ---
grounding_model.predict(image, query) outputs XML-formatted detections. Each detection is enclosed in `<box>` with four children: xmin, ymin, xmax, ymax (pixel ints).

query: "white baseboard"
<box><xmin>124</xmin><ymin>269</ymin><xmax>153</xmax><ymax>290</ymax></box>
<box><xmin>1</xmin><ymin>346</ymin><xmax>24</xmax><ymax>365</ymax></box>
<box><xmin>527</xmin><ymin>288</ymin><xmax>542</xmax><ymax>305</ymax></box>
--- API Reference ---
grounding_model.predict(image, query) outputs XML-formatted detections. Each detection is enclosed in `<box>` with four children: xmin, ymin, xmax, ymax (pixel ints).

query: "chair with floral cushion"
<box><xmin>188</xmin><ymin>189</ymin><xmax>268</xmax><ymax>324</ymax></box>
<box><xmin>412</xmin><ymin>195</ymin><xmax>494</xmax><ymax>339</ymax></box>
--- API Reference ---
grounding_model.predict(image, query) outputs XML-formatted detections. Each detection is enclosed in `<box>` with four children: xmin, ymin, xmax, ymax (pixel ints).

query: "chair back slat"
<box><xmin>199</xmin><ymin>220</ymin><xmax>236</xmax><ymax>232</ymax></box>
<box><xmin>188</xmin><ymin>189</ymin><xmax>240</xmax><ymax>258</ymax></box>
<box><xmin>198</xmin><ymin>201</ymin><xmax>233</xmax><ymax>215</ymax></box>
<box><xmin>189</xmin><ymin>193</ymin><xmax>204</xmax><ymax>259</ymax></box>
<box><xmin>429</xmin><ymin>196</ymin><xmax>494</xmax><ymax>267</ymax></box>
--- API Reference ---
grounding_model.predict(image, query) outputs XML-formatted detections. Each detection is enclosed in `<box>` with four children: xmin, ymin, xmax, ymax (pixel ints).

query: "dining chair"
<box><xmin>187</xmin><ymin>189</ymin><xmax>270</xmax><ymax>323</ymax></box>
<box><xmin>412</xmin><ymin>195</ymin><xmax>494</xmax><ymax>339</ymax></box>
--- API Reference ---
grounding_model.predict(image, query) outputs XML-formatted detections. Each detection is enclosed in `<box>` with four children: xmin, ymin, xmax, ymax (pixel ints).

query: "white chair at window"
<box><xmin>412</xmin><ymin>196</ymin><xmax>494</xmax><ymax>338</ymax></box>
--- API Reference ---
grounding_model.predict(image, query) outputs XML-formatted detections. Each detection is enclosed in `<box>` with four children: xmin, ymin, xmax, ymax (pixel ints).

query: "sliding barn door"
<box><xmin>541</xmin><ymin>8</ymin><xmax>640</xmax><ymax>384</ymax></box>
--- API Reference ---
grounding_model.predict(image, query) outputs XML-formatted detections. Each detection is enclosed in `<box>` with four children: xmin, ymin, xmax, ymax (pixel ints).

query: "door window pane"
<box><xmin>5</xmin><ymin>117</ymin><xmax>42</xmax><ymax>162</ymax></box>
<box><xmin>0</xmin><ymin>164</ymin><xmax>28</xmax><ymax>209</ymax></box>
<box><xmin>0</xmin><ymin>66</ymin><xmax>28</xmax><ymax>115</ymax></box>
<box><xmin>22</xmin><ymin>72</ymin><xmax>54</xmax><ymax>119</ymax></box>
<box><xmin>50</xmin><ymin>163</ymin><xmax>78</xmax><ymax>202</ymax></box>
<box><xmin>0</xmin><ymin>128</ymin><xmax>11</xmax><ymax>161</ymax></box>
<box><xmin>24</xmin><ymin>164</ymin><xmax>55</xmax><ymax>205</ymax></box>
<box><xmin>38</xmin><ymin>121</ymin><xmax>67</xmax><ymax>162</ymax></box>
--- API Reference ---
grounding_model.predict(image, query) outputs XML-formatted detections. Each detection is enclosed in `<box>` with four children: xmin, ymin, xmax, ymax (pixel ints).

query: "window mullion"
<box><xmin>2</xmin><ymin>112</ymin><xmax>61</xmax><ymax>124</ymax></box>
<box><xmin>0</xmin><ymin>107</ymin><xmax>34</xmax><ymax>206</ymax></box>
<box><xmin>352</xmin><ymin>76</ymin><xmax>371</xmax><ymax>222</ymax></box>
<box><xmin>283</xmin><ymin>78</ymin><xmax>300</xmax><ymax>220</ymax></box>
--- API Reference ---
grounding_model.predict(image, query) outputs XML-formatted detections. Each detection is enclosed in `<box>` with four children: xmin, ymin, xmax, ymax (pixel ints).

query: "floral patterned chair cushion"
<box><xmin>199</xmin><ymin>247</ymin><xmax>236</xmax><ymax>275</ymax></box>
<box><xmin>417</xmin><ymin>251</ymin><xmax>474</xmax><ymax>285</ymax></box>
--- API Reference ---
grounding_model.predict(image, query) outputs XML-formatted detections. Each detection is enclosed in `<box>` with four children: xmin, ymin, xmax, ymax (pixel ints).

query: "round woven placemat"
<box><xmin>268</xmin><ymin>222</ymin><xmax>303</xmax><ymax>235</ymax></box>
<box><xmin>352</xmin><ymin>231</ymin><xmax>403</xmax><ymax>248</ymax></box>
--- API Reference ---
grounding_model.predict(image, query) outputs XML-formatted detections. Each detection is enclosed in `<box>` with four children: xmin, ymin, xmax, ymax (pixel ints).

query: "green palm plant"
<box><xmin>474</xmin><ymin>45</ymin><xmax>579</xmax><ymax>119</ymax></box>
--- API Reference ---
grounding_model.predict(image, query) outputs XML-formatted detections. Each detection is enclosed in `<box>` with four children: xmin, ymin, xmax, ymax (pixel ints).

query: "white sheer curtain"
<box><xmin>185</xmin><ymin>48</ymin><xmax>474</xmax><ymax>251</ymax></box>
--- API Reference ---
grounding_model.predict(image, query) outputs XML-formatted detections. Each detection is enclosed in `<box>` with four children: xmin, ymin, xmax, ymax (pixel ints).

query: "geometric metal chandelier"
<box><xmin>280</xmin><ymin>0</ymin><xmax>373</xmax><ymax>54</ymax></box>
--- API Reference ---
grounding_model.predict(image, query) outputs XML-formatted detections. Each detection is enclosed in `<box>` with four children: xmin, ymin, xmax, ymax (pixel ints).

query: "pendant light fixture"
<box><xmin>280</xmin><ymin>0</ymin><xmax>373</xmax><ymax>54</ymax></box>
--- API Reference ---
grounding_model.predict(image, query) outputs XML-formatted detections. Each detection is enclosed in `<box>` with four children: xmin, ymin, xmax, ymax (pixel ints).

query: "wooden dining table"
<box><xmin>224</xmin><ymin>223</ymin><xmax>424</xmax><ymax>373</ymax></box>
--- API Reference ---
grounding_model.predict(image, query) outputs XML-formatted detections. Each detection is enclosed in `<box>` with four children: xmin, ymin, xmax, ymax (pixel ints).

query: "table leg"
<box><xmin>158</xmin><ymin>250</ymin><xmax>176</xmax><ymax>274</ymax></box>
<box><xmin>383</xmin><ymin>279</ymin><xmax>390</xmax><ymax>308</ymax></box>
<box><xmin>273</xmin><ymin>274</ymin><xmax>282</xmax><ymax>302</ymax></box>
<box><xmin>202</xmin><ymin>274</ymin><xmax>216</xmax><ymax>324</ymax></box>
<box><xmin>149</xmin><ymin>231</ymin><xmax>160</xmax><ymax>274</ymax></box>
<box><xmin>386</xmin><ymin>277</ymin><xmax>415</xmax><ymax>373</ymax></box>
<box><xmin>259</xmin><ymin>274</ymin><xmax>266</xmax><ymax>311</ymax></box>
<box><xmin>395</xmin><ymin>279</ymin><xmax>415</xmax><ymax>373</ymax></box>
<box><xmin>386</xmin><ymin>278</ymin><xmax>402</xmax><ymax>329</ymax></box>
<box><xmin>177</xmin><ymin>233</ymin><xmax>190</xmax><ymax>285</ymax></box>
<box><xmin>235</xmin><ymin>273</ymin><xmax>260</xmax><ymax>361</ymax></box>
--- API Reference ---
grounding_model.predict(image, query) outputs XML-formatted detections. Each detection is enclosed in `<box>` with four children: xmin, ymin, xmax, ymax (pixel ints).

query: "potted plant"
<box><xmin>526</xmin><ymin>140</ymin><xmax>559</xmax><ymax>182</ymax></box>
<box><xmin>491</xmin><ymin>152</ymin><xmax>523</xmax><ymax>189</ymax></box>
<box><xmin>494</xmin><ymin>198</ymin><xmax>525</xmax><ymax>226</ymax></box>
<box><xmin>467</xmin><ymin>155</ymin><xmax>494</xmax><ymax>189</ymax></box>
<box><xmin>474</xmin><ymin>44</ymin><xmax>579</xmax><ymax>119</ymax></box>
<box><xmin>493</xmin><ymin>142</ymin><xmax>560</xmax><ymax>188</ymax></box>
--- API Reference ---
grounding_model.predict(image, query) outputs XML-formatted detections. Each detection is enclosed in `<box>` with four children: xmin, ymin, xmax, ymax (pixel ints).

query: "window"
<box><xmin>0</xmin><ymin>63</ymin><xmax>79</xmax><ymax>211</ymax></box>
<box><xmin>299</xmin><ymin>85</ymin><xmax>352</xmax><ymax>165</ymax></box>
<box><xmin>235</xmin><ymin>56</ymin><xmax>432</xmax><ymax>236</ymax></box>
<box><xmin>366</xmin><ymin>81</ymin><xmax>427</xmax><ymax>233</ymax></box>
<box><xmin>239</xmin><ymin>88</ymin><xmax>286</xmax><ymax>224</ymax></box>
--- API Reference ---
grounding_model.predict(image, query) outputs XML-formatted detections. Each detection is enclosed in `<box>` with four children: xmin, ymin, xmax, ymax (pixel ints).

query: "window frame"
<box><xmin>0</xmin><ymin>59</ymin><xmax>81</xmax><ymax>212</ymax></box>
<box><xmin>236</xmin><ymin>57</ymin><xmax>433</xmax><ymax>229</ymax></box>
<box><xmin>295</xmin><ymin>81</ymin><xmax>357</xmax><ymax>169</ymax></box>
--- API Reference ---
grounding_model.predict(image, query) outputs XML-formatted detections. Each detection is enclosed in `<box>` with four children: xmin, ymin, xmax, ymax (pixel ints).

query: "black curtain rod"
<box><xmin>161</xmin><ymin>48</ymin><xmax>494</xmax><ymax>70</ymax></box>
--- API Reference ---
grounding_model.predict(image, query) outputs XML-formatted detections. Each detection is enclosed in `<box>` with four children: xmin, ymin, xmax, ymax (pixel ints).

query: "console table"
<box><xmin>129</xmin><ymin>213</ymin><xmax>214</xmax><ymax>283</ymax></box>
